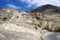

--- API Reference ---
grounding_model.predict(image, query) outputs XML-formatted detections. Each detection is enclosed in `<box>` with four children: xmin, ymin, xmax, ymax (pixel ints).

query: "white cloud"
<box><xmin>6</xmin><ymin>3</ymin><xmax>20</xmax><ymax>9</ymax></box>
<box><xmin>21</xmin><ymin>0</ymin><xmax>60</xmax><ymax>7</ymax></box>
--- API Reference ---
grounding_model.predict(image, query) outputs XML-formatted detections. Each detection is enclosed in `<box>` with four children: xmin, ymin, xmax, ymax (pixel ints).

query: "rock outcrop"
<box><xmin>0</xmin><ymin>4</ymin><xmax>60</xmax><ymax>40</ymax></box>
<box><xmin>0</xmin><ymin>8</ymin><xmax>41</xmax><ymax>40</ymax></box>
<box><xmin>0</xmin><ymin>30</ymin><xmax>40</xmax><ymax>40</ymax></box>
<box><xmin>28</xmin><ymin>4</ymin><xmax>60</xmax><ymax>32</ymax></box>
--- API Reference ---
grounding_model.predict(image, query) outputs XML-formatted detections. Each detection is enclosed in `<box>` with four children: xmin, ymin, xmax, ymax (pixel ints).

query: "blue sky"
<box><xmin>0</xmin><ymin>0</ymin><xmax>60</xmax><ymax>11</ymax></box>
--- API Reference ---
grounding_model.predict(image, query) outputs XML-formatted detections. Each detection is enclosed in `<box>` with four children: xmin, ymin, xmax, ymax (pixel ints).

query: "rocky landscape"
<box><xmin>0</xmin><ymin>4</ymin><xmax>60</xmax><ymax>40</ymax></box>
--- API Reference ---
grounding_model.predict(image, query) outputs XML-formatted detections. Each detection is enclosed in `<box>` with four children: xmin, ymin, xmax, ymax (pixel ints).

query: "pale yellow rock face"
<box><xmin>0</xmin><ymin>8</ymin><xmax>60</xmax><ymax>40</ymax></box>
<box><xmin>30</xmin><ymin>12</ymin><xmax>60</xmax><ymax>32</ymax></box>
<box><xmin>0</xmin><ymin>8</ymin><xmax>42</xmax><ymax>40</ymax></box>
<box><xmin>0</xmin><ymin>23</ymin><xmax>40</xmax><ymax>37</ymax></box>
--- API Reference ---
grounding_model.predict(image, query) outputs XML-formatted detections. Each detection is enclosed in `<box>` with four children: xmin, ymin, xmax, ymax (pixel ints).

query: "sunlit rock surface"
<box><xmin>0</xmin><ymin>30</ymin><xmax>40</xmax><ymax>40</ymax></box>
<box><xmin>0</xmin><ymin>4</ymin><xmax>60</xmax><ymax>40</ymax></box>
<box><xmin>0</xmin><ymin>8</ymin><xmax>41</xmax><ymax>40</ymax></box>
<box><xmin>28</xmin><ymin>4</ymin><xmax>60</xmax><ymax>32</ymax></box>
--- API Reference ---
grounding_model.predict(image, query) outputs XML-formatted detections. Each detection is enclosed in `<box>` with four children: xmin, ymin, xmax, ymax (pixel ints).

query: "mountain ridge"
<box><xmin>27</xmin><ymin>4</ymin><xmax>60</xmax><ymax>14</ymax></box>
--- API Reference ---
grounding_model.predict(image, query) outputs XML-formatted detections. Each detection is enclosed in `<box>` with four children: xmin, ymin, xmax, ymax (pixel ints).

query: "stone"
<box><xmin>0</xmin><ymin>23</ymin><xmax>40</xmax><ymax>37</ymax></box>
<box><xmin>1</xmin><ymin>6</ymin><xmax>60</xmax><ymax>40</ymax></box>
<box><xmin>42</xmin><ymin>32</ymin><xmax>60</xmax><ymax>40</ymax></box>
<box><xmin>0</xmin><ymin>30</ymin><xmax>40</xmax><ymax>40</ymax></box>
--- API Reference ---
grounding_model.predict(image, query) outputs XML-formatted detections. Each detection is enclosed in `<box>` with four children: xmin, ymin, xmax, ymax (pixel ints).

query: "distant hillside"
<box><xmin>28</xmin><ymin>4</ymin><xmax>60</xmax><ymax>14</ymax></box>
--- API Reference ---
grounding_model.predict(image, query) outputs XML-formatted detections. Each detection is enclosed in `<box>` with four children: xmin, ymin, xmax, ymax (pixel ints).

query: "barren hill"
<box><xmin>28</xmin><ymin>4</ymin><xmax>60</xmax><ymax>13</ymax></box>
<box><xmin>0</xmin><ymin>4</ymin><xmax>60</xmax><ymax>40</ymax></box>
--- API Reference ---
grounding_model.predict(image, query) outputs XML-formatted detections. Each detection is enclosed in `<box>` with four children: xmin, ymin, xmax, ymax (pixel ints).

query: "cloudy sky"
<box><xmin>0</xmin><ymin>0</ymin><xmax>60</xmax><ymax>11</ymax></box>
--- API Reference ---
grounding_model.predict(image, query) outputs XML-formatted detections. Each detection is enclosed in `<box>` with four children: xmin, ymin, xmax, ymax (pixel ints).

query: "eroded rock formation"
<box><xmin>0</xmin><ymin>4</ymin><xmax>60</xmax><ymax>40</ymax></box>
<box><xmin>28</xmin><ymin>4</ymin><xmax>60</xmax><ymax>32</ymax></box>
